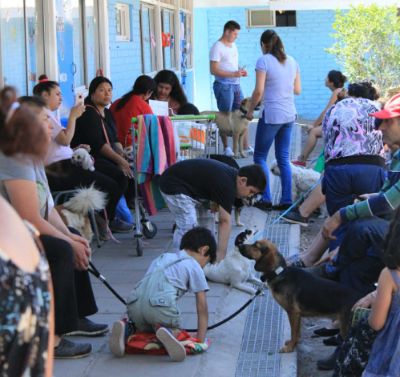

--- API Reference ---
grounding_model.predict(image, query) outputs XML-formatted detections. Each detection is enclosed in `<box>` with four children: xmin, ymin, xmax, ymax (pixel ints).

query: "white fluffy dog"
<box><xmin>71</xmin><ymin>148</ymin><xmax>95</xmax><ymax>171</ymax></box>
<box><xmin>204</xmin><ymin>246</ymin><xmax>262</xmax><ymax>295</ymax></box>
<box><xmin>270</xmin><ymin>160</ymin><xmax>321</xmax><ymax>201</ymax></box>
<box><xmin>56</xmin><ymin>185</ymin><xmax>107</xmax><ymax>242</ymax></box>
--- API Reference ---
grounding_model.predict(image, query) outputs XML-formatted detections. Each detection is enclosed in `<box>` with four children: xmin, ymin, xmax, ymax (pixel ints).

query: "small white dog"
<box><xmin>204</xmin><ymin>236</ymin><xmax>262</xmax><ymax>295</ymax></box>
<box><xmin>56</xmin><ymin>185</ymin><xmax>107</xmax><ymax>242</ymax></box>
<box><xmin>71</xmin><ymin>148</ymin><xmax>95</xmax><ymax>171</ymax></box>
<box><xmin>270</xmin><ymin>160</ymin><xmax>321</xmax><ymax>201</ymax></box>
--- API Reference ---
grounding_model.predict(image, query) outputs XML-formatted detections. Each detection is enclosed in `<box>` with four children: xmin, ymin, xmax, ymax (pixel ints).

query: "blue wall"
<box><xmin>108</xmin><ymin>0</ymin><xmax>143</xmax><ymax>100</ymax></box>
<box><xmin>193</xmin><ymin>8</ymin><xmax>342</xmax><ymax>120</ymax></box>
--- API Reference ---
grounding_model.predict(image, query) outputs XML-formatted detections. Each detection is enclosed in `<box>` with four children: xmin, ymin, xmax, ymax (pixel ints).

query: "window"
<box><xmin>0</xmin><ymin>0</ymin><xmax>41</xmax><ymax>94</ymax></box>
<box><xmin>161</xmin><ymin>8</ymin><xmax>175</xmax><ymax>69</ymax></box>
<box><xmin>275</xmin><ymin>10</ymin><xmax>296</xmax><ymax>27</ymax></box>
<box><xmin>246</xmin><ymin>9</ymin><xmax>297</xmax><ymax>28</ymax></box>
<box><xmin>83</xmin><ymin>0</ymin><xmax>100</xmax><ymax>83</ymax></box>
<box><xmin>115</xmin><ymin>3</ymin><xmax>131</xmax><ymax>41</ymax></box>
<box><xmin>247</xmin><ymin>9</ymin><xmax>275</xmax><ymax>28</ymax></box>
<box><xmin>180</xmin><ymin>10</ymin><xmax>192</xmax><ymax>69</ymax></box>
<box><xmin>140</xmin><ymin>3</ymin><xmax>157</xmax><ymax>73</ymax></box>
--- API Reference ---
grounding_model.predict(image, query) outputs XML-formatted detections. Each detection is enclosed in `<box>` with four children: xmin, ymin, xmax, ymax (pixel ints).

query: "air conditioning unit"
<box><xmin>247</xmin><ymin>9</ymin><xmax>276</xmax><ymax>28</ymax></box>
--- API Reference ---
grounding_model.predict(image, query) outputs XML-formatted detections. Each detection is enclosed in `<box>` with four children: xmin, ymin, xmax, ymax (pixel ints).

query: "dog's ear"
<box><xmin>253</xmin><ymin>240</ymin><xmax>278</xmax><ymax>272</ymax></box>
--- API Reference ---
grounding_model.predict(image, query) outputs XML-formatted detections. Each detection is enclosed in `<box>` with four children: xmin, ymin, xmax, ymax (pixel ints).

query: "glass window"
<box><xmin>83</xmin><ymin>0</ymin><xmax>99</xmax><ymax>82</ymax></box>
<box><xmin>70</xmin><ymin>0</ymin><xmax>85</xmax><ymax>88</ymax></box>
<box><xmin>0</xmin><ymin>1</ymin><xmax>28</xmax><ymax>94</ymax></box>
<box><xmin>115</xmin><ymin>3</ymin><xmax>131</xmax><ymax>42</ymax></box>
<box><xmin>140</xmin><ymin>3</ymin><xmax>157</xmax><ymax>73</ymax></box>
<box><xmin>179</xmin><ymin>11</ymin><xmax>192</xmax><ymax>70</ymax></box>
<box><xmin>161</xmin><ymin>8</ymin><xmax>175</xmax><ymax>69</ymax></box>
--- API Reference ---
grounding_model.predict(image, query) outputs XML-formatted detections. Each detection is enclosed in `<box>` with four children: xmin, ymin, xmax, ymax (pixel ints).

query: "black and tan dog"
<box><xmin>236</xmin><ymin>233</ymin><xmax>359</xmax><ymax>353</ymax></box>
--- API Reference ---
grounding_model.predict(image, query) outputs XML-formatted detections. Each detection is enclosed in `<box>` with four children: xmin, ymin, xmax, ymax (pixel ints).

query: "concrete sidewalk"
<box><xmin>54</xmin><ymin>123</ymin><xmax>301</xmax><ymax>377</ymax></box>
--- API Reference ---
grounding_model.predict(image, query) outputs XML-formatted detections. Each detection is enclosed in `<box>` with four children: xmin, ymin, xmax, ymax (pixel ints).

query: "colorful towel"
<box><xmin>136</xmin><ymin>115</ymin><xmax>168</xmax><ymax>215</ymax></box>
<box><xmin>158</xmin><ymin>116</ymin><xmax>177</xmax><ymax>166</ymax></box>
<box><xmin>125</xmin><ymin>330</ymin><xmax>210</xmax><ymax>356</ymax></box>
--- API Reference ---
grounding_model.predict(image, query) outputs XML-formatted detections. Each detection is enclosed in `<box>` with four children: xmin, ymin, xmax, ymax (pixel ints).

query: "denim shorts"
<box><xmin>213</xmin><ymin>81</ymin><xmax>243</xmax><ymax>112</ymax></box>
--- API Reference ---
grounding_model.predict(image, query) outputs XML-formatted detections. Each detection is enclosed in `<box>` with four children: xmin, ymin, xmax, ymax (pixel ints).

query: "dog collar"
<box><xmin>263</xmin><ymin>265</ymin><xmax>285</xmax><ymax>284</ymax></box>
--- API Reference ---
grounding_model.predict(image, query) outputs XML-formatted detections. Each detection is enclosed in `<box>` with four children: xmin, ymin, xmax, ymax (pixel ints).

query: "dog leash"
<box><xmin>88</xmin><ymin>261</ymin><xmax>264</xmax><ymax>331</ymax></box>
<box><xmin>185</xmin><ymin>287</ymin><xmax>264</xmax><ymax>332</ymax></box>
<box><xmin>272</xmin><ymin>176</ymin><xmax>323</xmax><ymax>225</ymax></box>
<box><xmin>88</xmin><ymin>262</ymin><xmax>127</xmax><ymax>305</ymax></box>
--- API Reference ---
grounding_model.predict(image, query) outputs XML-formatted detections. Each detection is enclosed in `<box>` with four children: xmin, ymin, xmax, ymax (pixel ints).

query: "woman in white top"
<box><xmin>33</xmin><ymin>76</ymin><xmax>129</xmax><ymax>231</ymax></box>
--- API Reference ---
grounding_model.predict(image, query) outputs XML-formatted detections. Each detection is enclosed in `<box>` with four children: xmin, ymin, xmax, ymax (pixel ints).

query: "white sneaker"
<box><xmin>224</xmin><ymin>147</ymin><xmax>234</xmax><ymax>157</ymax></box>
<box><xmin>109</xmin><ymin>321</ymin><xmax>126</xmax><ymax>357</ymax></box>
<box><xmin>156</xmin><ymin>327</ymin><xmax>186</xmax><ymax>362</ymax></box>
<box><xmin>245</xmin><ymin>146</ymin><xmax>254</xmax><ymax>155</ymax></box>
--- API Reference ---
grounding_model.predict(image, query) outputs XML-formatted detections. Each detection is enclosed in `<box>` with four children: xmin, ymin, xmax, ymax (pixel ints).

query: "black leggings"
<box><xmin>40</xmin><ymin>233</ymin><xmax>97</xmax><ymax>335</ymax></box>
<box><xmin>47</xmin><ymin>159</ymin><xmax>125</xmax><ymax>220</ymax></box>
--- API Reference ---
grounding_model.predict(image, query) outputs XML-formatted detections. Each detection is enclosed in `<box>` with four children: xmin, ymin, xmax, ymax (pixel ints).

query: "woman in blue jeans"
<box><xmin>246</xmin><ymin>29</ymin><xmax>301</xmax><ymax>210</ymax></box>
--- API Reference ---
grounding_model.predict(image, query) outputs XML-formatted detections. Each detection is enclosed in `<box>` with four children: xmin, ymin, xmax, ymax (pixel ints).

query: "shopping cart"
<box><xmin>130</xmin><ymin>114</ymin><xmax>217</xmax><ymax>255</ymax></box>
<box><xmin>169</xmin><ymin>114</ymin><xmax>219</xmax><ymax>159</ymax></box>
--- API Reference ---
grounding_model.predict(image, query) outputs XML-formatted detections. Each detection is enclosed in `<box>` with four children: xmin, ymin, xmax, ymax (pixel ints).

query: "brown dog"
<box><xmin>201</xmin><ymin>98</ymin><xmax>251</xmax><ymax>158</ymax></box>
<box><xmin>238</xmin><ymin>238</ymin><xmax>359</xmax><ymax>352</ymax></box>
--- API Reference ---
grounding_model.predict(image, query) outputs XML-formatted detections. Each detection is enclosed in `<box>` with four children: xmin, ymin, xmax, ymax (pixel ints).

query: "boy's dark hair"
<box><xmin>383</xmin><ymin>207</ymin><xmax>400</xmax><ymax>270</ymax></box>
<box><xmin>238</xmin><ymin>164</ymin><xmax>266</xmax><ymax>191</ymax></box>
<box><xmin>327</xmin><ymin>70</ymin><xmax>347</xmax><ymax>89</ymax></box>
<box><xmin>224</xmin><ymin>20</ymin><xmax>240</xmax><ymax>32</ymax></box>
<box><xmin>32</xmin><ymin>74</ymin><xmax>59</xmax><ymax>96</ymax></box>
<box><xmin>177</xmin><ymin>102</ymin><xmax>200</xmax><ymax>115</ymax></box>
<box><xmin>180</xmin><ymin>227</ymin><xmax>217</xmax><ymax>264</ymax></box>
<box><xmin>115</xmin><ymin>75</ymin><xmax>157</xmax><ymax>111</ymax></box>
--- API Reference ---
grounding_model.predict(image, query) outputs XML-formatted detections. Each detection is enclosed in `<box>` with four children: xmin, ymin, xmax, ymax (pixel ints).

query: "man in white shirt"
<box><xmin>210</xmin><ymin>20</ymin><xmax>250</xmax><ymax>157</ymax></box>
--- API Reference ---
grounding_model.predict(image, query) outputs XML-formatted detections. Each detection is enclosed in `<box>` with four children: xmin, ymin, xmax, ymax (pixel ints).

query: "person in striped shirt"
<box><xmin>322</xmin><ymin>93</ymin><xmax>400</xmax><ymax>295</ymax></box>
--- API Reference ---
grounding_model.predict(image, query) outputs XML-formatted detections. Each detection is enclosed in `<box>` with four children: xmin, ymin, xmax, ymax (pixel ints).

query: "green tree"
<box><xmin>327</xmin><ymin>4</ymin><xmax>400</xmax><ymax>95</ymax></box>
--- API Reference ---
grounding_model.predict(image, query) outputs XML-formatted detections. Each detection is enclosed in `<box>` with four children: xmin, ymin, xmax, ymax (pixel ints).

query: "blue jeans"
<box><xmin>322</xmin><ymin>163</ymin><xmax>386</xmax><ymax>216</ymax></box>
<box><xmin>253</xmin><ymin>118</ymin><xmax>293</xmax><ymax>204</ymax></box>
<box><xmin>213</xmin><ymin>81</ymin><xmax>243</xmax><ymax>112</ymax></box>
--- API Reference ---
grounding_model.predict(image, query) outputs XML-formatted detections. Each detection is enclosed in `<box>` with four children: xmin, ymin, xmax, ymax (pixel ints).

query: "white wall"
<box><xmin>194</xmin><ymin>0</ymin><xmax>400</xmax><ymax>9</ymax></box>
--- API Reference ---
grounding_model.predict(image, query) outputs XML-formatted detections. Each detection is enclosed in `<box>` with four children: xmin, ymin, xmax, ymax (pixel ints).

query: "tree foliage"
<box><xmin>327</xmin><ymin>5</ymin><xmax>400</xmax><ymax>95</ymax></box>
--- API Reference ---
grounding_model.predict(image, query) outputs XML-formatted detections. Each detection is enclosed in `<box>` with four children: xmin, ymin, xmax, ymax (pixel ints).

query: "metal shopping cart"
<box><xmin>130</xmin><ymin>114</ymin><xmax>217</xmax><ymax>256</ymax></box>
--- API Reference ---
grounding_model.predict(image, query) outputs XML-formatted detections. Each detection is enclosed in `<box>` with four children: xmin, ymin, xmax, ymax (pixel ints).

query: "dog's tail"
<box><xmin>62</xmin><ymin>185</ymin><xmax>107</xmax><ymax>214</ymax></box>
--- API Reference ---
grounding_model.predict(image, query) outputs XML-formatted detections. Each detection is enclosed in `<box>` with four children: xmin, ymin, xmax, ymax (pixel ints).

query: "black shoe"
<box><xmin>313</xmin><ymin>327</ymin><xmax>340</xmax><ymax>337</ymax></box>
<box><xmin>253</xmin><ymin>200</ymin><xmax>273</xmax><ymax>211</ymax></box>
<box><xmin>323</xmin><ymin>334</ymin><xmax>342</xmax><ymax>346</ymax></box>
<box><xmin>317</xmin><ymin>347</ymin><xmax>340</xmax><ymax>371</ymax></box>
<box><xmin>109</xmin><ymin>218</ymin><xmax>134</xmax><ymax>233</ymax></box>
<box><xmin>54</xmin><ymin>338</ymin><xmax>92</xmax><ymax>359</ymax></box>
<box><xmin>282</xmin><ymin>208</ymin><xmax>309</xmax><ymax>226</ymax></box>
<box><xmin>65</xmin><ymin>318</ymin><xmax>109</xmax><ymax>337</ymax></box>
<box><xmin>272</xmin><ymin>203</ymin><xmax>292</xmax><ymax>211</ymax></box>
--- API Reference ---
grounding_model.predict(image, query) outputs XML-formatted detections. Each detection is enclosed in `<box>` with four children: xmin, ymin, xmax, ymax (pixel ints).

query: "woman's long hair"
<box><xmin>115</xmin><ymin>75</ymin><xmax>156</xmax><ymax>111</ymax></box>
<box><xmin>260</xmin><ymin>30</ymin><xmax>286</xmax><ymax>63</ymax></box>
<box><xmin>153</xmin><ymin>70</ymin><xmax>187</xmax><ymax>106</ymax></box>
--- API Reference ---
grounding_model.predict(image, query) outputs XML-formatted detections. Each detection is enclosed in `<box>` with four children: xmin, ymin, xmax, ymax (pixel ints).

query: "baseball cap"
<box><xmin>371</xmin><ymin>93</ymin><xmax>400</xmax><ymax>119</ymax></box>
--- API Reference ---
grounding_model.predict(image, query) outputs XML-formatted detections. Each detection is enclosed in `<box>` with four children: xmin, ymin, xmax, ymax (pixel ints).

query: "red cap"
<box><xmin>371</xmin><ymin>93</ymin><xmax>400</xmax><ymax>119</ymax></box>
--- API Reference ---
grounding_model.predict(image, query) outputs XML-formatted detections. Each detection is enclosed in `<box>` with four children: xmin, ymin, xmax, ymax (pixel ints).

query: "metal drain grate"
<box><xmin>235</xmin><ymin>126</ymin><xmax>300</xmax><ymax>377</ymax></box>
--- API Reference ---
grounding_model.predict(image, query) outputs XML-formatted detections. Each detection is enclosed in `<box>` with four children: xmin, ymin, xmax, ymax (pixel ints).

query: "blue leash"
<box><xmin>272</xmin><ymin>176</ymin><xmax>323</xmax><ymax>225</ymax></box>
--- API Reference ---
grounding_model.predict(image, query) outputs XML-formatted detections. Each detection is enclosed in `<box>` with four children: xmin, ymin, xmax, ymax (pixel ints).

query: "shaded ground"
<box><xmin>295</xmin><ymin>127</ymin><xmax>334</xmax><ymax>377</ymax></box>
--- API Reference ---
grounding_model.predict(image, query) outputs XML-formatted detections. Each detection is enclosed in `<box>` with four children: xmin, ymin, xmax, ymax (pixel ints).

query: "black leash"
<box><xmin>89</xmin><ymin>261</ymin><xmax>264</xmax><ymax>331</ymax></box>
<box><xmin>185</xmin><ymin>287</ymin><xmax>264</xmax><ymax>332</ymax></box>
<box><xmin>88</xmin><ymin>262</ymin><xmax>127</xmax><ymax>306</ymax></box>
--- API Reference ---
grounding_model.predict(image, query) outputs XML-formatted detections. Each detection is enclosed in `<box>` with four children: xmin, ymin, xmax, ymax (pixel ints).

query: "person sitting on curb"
<box><xmin>316</xmin><ymin>92</ymin><xmax>400</xmax><ymax>371</ymax></box>
<box><xmin>158</xmin><ymin>158</ymin><xmax>266</xmax><ymax>261</ymax></box>
<box><xmin>109</xmin><ymin>227</ymin><xmax>216</xmax><ymax>361</ymax></box>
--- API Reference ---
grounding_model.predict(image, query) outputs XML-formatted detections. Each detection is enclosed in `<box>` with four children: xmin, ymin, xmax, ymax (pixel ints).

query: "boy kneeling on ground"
<box><xmin>109</xmin><ymin>227</ymin><xmax>216</xmax><ymax>361</ymax></box>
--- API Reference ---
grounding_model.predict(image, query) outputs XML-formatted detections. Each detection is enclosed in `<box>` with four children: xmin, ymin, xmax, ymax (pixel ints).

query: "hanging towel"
<box><xmin>158</xmin><ymin>116</ymin><xmax>177</xmax><ymax>166</ymax></box>
<box><xmin>135</xmin><ymin>115</ymin><xmax>168</xmax><ymax>215</ymax></box>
